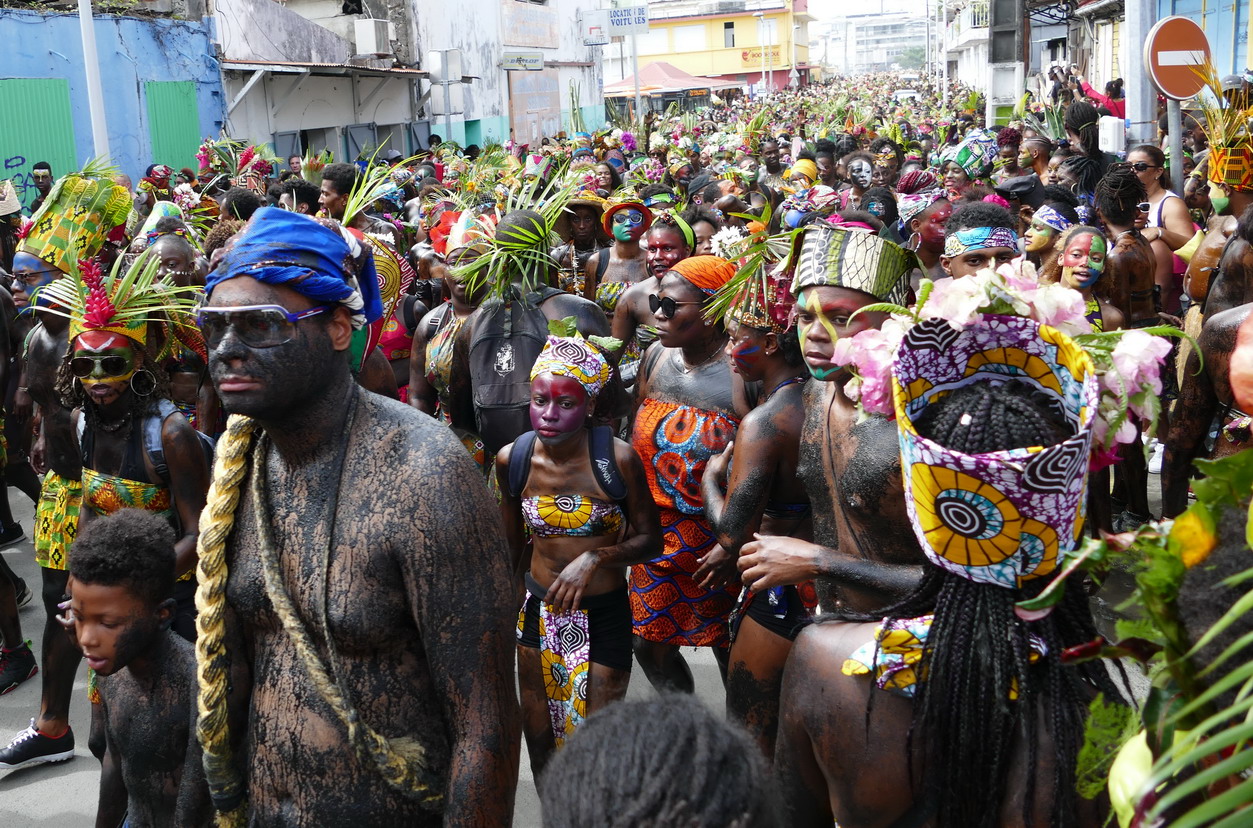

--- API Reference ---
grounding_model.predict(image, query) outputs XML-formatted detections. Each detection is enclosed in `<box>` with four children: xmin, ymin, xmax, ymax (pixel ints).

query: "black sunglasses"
<box><xmin>1127</xmin><ymin>161</ymin><xmax>1161</xmax><ymax>172</ymax></box>
<box><xmin>196</xmin><ymin>304</ymin><xmax>330</xmax><ymax>349</ymax></box>
<box><xmin>648</xmin><ymin>294</ymin><xmax>702</xmax><ymax>319</ymax></box>
<box><xmin>70</xmin><ymin>355</ymin><xmax>131</xmax><ymax>379</ymax></box>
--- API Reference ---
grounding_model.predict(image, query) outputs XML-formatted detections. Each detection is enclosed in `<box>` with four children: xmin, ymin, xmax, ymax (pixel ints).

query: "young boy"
<box><xmin>63</xmin><ymin>509</ymin><xmax>210</xmax><ymax>828</ymax></box>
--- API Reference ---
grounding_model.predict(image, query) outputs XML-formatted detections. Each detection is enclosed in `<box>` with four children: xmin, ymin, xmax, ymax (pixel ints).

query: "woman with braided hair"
<box><xmin>776</xmin><ymin>315</ymin><xmax>1128</xmax><ymax>827</ymax></box>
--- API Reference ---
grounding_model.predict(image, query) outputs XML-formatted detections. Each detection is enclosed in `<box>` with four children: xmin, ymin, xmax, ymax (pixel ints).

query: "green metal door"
<box><xmin>0</xmin><ymin>78</ymin><xmax>78</xmax><ymax>210</ymax></box>
<box><xmin>146</xmin><ymin>81</ymin><xmax>201</xmax><ymax>171</ymax></box>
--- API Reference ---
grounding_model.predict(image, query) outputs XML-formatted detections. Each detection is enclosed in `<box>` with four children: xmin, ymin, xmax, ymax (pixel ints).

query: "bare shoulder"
<box><xmin>789</xmin><ymin>619</ymin><xmax>878</xmax><ymax>681</ymax></box>
<box><xmin>356</xmin><ymin>391</ymin><xmax>483</xmax><ymax>481</ymax></box>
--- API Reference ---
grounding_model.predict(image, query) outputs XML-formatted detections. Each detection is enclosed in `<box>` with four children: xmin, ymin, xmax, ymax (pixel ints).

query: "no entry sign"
<box><xmin>1143</xmin><ymin>16</ymin><xmax>1212</xmax><ymax>100</ymax></box>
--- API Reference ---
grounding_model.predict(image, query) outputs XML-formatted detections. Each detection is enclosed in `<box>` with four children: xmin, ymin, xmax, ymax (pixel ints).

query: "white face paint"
<box><xmin>849</xmin><ymin>159</ymin><xmax>872</xmax><ymax>189</ymax></box>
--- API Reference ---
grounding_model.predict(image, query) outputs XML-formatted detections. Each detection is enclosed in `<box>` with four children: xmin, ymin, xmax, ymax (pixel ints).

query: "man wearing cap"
<box><xmin>193</xmin><ymin>206</ymin><xmax>520</xmax><ymax>825</ymax></box>
<box><xmin>739</xmin><ymin>227</ymin><xmax>926</xmax><ymax>621</ymax></box>
<box><xmin>994</xmin><ymin>175</ymin><xmax>1048</xmax><ymax>236</ymax></box>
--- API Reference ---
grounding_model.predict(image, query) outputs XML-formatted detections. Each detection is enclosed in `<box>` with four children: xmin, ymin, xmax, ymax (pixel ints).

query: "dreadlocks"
<box><xmin>1093</xmin><ymin>164</ymin><xmax>1146</xmax><ymax>226</ymax></box>
<box><xmin>877</xmin><ymin>379</ymin><xmax>1127</xmax><ymax>828</ymax></box>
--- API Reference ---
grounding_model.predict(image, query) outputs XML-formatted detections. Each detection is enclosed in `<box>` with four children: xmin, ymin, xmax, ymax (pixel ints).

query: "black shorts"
<box><xmin>517</xmin><ymin>573</ymin><xmax>634</xmax><ymax>673</ymax></box>
<box><xmin>733</xmin><ymin>586</ymin><xmax>813</xmax><ymax>643</ymax></box>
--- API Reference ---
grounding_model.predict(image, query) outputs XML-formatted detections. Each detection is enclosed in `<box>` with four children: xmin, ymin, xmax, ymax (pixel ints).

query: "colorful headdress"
<box><xmin>671</xmin><ymin>255</ymin><xmax>735</xmax><ymax>296</ymax></box>
<box><xmin>898</xmin><ymin>190</ymin><xmax>946</xmax><ymax>228</ymax></box>
<box><xmin>601</xmin><ymin>201</ymin><xmax>652</xmax><ymax>236</ymax></box>
<box><xmin>943</xmin><ymin>226</ymin><xmax>1019</xmax><ymax>259</ymax></box>
<box><xmin>1032</xmin><ymin>205</ymin><xmax>1073</xmax><ymax>234</ymax></box>
<box><xmin>530</xmin><ymin>335</ymin><xmax>612</xmax><ymax>399</ymax></box>
<box><xmin>727</xmin><ymin>268</ymin><xmax>795</xmax><ymax>334</ymax></box>
<box><xmin>791</xmin><ymin>226</ymin><xmax>918</xmax><ymax>305</ymax></box>
<box><xmin>894</xmin><ymin>315</ymin><xmax>1099</xmax><ymax>588</ymax></box>
<box><xmin>34</xmin><ymin>251</ymin><xmax>201</xmax><ymax>352</ymax></box>
<box><xmin>789</xmin><ymin>159</ymin><xmax>818</xmax><ymax>182</ymax></box>
<box><xmin>942</xmin><ymin>128</ymin><xmax>998</xmax><ymax>179</ymax></box>
<box><xmin>20</xmin><ymin>159</ymin><xmax>130</xmax><ymax>276</ymax></box>
<box><xmin>207</xmin><ymin>207</ymin><xmax>383</xmax><ymax>331</ymax></box>
<box><xmin>1207</xmin><ymin>146</ymin><xmax>1253</xmax><ymax>191</ymax></box>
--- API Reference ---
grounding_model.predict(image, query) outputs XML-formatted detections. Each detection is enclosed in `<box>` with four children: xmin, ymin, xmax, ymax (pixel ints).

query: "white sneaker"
<box><xmin>1148</xmin><ymin>439</ymin><xmax>1165</xmax><ymax>474</ymax></box>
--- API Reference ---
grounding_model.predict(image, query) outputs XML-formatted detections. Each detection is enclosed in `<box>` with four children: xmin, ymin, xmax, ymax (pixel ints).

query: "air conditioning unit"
<box><xmin>355</xmin><ymin>19</ymin><xmax>391</xmax><ymax>57</ymax></box>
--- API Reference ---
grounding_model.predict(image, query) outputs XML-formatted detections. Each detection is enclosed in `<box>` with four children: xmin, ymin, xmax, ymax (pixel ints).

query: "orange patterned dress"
<box><xmin>630</xmin><ymin>397</ymin><xmax>739</xmax><ymax>647</ymax></box>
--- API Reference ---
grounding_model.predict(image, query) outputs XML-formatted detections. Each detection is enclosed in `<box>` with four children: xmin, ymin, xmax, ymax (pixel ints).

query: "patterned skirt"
<box><xmin>34</xmin><ymin>471</ymin><xmax>82</xmax><ymax>571</ymax></box>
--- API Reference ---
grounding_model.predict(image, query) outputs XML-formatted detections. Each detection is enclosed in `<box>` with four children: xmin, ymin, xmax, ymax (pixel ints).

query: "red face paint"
<box><xmin>529</xmin><ymin>373</ymin><xmax>590</xmax><ymax>443</ymax></box>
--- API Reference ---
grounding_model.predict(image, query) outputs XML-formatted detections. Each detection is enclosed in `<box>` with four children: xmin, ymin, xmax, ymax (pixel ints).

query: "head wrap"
<box><xmin>789</xmin><ymin>159</ymin><xmax>818</xmax><ymax>182</ymax></box>
<box><xmin>898</xmin><ymin>191</ymin><xmax>945</xmax><ymax>228</ymax></box>
<box><xmin>21</xmin><ymin>169</ymin><xmax>130</xmax><ymax>275</ymax></box>
<box><xmin>943</xmin><ymin>128</ymin><xmax>998</xmax><ymax>179</ymax></box>
<box><xmin>139</xmin><ymin>164</ymin><xmax>174</xmax><ymax>193</ymax></box>
<box><xmin>524</xmin><ymin>154</ymin><xmax>552</xmax><ymax>180</ymax></box>
<box><xmin>670</xmin><ymin>255</ymin><xmax>735</xmax><ymax>296</ymax></box>
<box><xmin>601</xmin><ymin>201</ymin><xmax>653</xmax><ymax>236</ymax></box>
<box><xmin>943</xmin><ymin>226</ymin><xmax>1019</xmax><ymax>259</ymax></box>
<box><xmin>529</xmin><ymin>335</ymin><xmax>612</xmax><ymax>399</ymax></box>
<box><xmin>1032</xmin><ymin>205</ymin><xmax>1072</xmax><ymax>233</ymax></box>
<box><xmin>207</xmin><ymin>207</ymin><xmax>383</xmax><ymax>330</ymax></box>
<box><xmin>1208</xmin><ymin>146</ymin><xmax>1253</xmax><ymax>191</ymax></box>
<box><xmin>893</xmin><ymin>315</ymin><xmax>1098</xmax><ymax>588</ymax></box>
<box><xmin>896</xmin><ymin>170</ymin><xmax>940</xmax><ymax>195</ymax></box>
<box><xmin>791</xmin><ymin>226</ymin><xmax>918</xmax><ymax>305</ymax></box>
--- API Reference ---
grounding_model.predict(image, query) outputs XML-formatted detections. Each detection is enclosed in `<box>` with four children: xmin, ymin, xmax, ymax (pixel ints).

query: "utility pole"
<box><xmin>78</xmin><ymin>0</ymin><xmax>109</xmax><ymax>158</ymax></box>
<box><xmin>1124</xmin><ymin>0</ymin><xmax>1156</xmax><ymax>147</ymax></box>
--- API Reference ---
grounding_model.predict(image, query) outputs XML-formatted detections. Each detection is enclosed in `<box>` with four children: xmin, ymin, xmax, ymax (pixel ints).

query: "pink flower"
<box><xmin>1111</xmin><ymin>331</ymin><xmax>1171</xmax><ymax>394</ymax></box>
<box><xmin>922</xmin><ymin>276</ymin><xmax>985</xmax><ymax>328</ymax></box>
<box><xmin>1027</xmin><ymin>283</ymin><xmax>1091</xmax><ymax>336</ymax></box>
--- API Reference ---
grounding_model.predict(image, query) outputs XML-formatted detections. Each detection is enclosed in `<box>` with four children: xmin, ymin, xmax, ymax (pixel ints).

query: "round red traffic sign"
<box><xmin>1143</xmin><ymin>16</ymin><xmax>1212</xmax><ymax>100</ymax></box>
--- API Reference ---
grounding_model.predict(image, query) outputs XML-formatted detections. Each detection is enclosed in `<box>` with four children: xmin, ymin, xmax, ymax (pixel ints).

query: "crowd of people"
<box><xmin>0</xmin><ymin>68</ymin><xmax>1250</xmax><ymax>827</ymax></box>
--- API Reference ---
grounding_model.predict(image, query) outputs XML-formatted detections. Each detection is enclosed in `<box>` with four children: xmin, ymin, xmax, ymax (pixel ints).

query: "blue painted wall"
<box><xmin>0</xmin><ymin>9</ymin><xmax>223</xmax><ymax>206</ymax></box>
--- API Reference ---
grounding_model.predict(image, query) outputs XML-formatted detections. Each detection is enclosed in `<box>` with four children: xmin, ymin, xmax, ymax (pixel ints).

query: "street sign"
<box><xmin>581</xmin><ymin>10</ymin><xmax>610</xmax><ymax>46</ymax></box>
<box><xmin>607</xmin><ymin>5</ymin><xmax>649</xmax><ymax>35</ymax></box>
<box><xmin>502</xmin><ymin>52</ymin><xmax>544</xmax><ymax>71</ymax></box>
<box><xmin>1143</xmin><ymin>16</ymin><xmax>1212</xmax><ymax>101</ymax></box>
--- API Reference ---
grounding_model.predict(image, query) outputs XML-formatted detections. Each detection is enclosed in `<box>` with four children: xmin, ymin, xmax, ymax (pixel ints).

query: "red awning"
<box><xmin>603</xmin><ymin>61</ymin><xmax>742</xmax><ymax>97</ymax></box>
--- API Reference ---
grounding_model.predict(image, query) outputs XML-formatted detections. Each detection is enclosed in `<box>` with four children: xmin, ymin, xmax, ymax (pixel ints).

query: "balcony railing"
<box><xmin>946</xmin><ymin>0</ymin><xmax>989</xmax><ymax>51</ymax></box>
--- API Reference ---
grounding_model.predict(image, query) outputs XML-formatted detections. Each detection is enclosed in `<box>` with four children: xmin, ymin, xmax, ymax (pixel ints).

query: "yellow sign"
<box><xmin>741</xmin><ymin>46</ymin><xmax>782</xmax><ymax>68</ymax></box>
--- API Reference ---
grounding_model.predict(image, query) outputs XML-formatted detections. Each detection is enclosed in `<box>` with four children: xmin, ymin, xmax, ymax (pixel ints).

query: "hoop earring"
<box><xmin>130</xmin><ymin>369</ymin><xmax>156</xmax><ymax>397</ymax></box>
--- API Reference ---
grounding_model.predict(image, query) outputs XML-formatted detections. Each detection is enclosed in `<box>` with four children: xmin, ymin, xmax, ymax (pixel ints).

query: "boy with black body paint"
<box><xmin>63</xmin><ymin>509</ymin><xmax>210</xmax><ymax>828</ymax></box>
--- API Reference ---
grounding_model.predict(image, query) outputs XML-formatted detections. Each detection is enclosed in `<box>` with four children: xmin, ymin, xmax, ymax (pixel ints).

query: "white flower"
<box><xmin>709</xmin><ymin>227</ymin><xmax>747</xmax><ymax>260</ymax></box>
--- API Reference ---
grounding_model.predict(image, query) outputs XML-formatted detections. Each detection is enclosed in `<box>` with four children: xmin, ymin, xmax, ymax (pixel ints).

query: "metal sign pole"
<box><xmin>1167</xmin><ymin>98</ymin><xmax>1185</xmax><ymax>196</ymax></box>
<box><xmin>631</xmin><ymin>32</ymin><xmax>642</xmax><ymax>120</ymax></box>
<box><xmin>78</xmin><ymin>0</ymin><xmax>110</xmax><ymax>158</ymax></box>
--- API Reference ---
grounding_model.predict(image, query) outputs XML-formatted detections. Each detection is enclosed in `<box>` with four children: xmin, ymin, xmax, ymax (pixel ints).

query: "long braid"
<box><xmin>247</xmin><ymin>440</ymin><xmax>445</xmax><ymax>810</ymax></box>
<box><xmin>876</xmin><ymin>380</ymin><xmax>1127</xmax><ymax>827</ymax></box>
<box><xmin>194</xmin><ymin>414</ymin><xmax>257</xmax><ymax>826</ymax></box>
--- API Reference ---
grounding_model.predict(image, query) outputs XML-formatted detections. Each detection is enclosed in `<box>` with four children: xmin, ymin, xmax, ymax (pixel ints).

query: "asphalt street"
<box><xmin>0</xmin><ymin>488</ymin><xmax>725</xmax><ymax>827</ymax></box>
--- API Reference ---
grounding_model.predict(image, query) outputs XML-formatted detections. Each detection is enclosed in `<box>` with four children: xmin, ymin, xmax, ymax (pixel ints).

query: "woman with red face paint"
<box><xmin>610</xmin><ymin>214</ymin><xmax>694</xmax><ymax>385</ymax></box>
<box><xmin>701</xmin><ymin>271</ymin><xmax>812</xmax><ymax>759</ymax></box>
<box><xmin>899</xmin><ymin>193</ymin><xmax>953</xmax><ymax>283</ymax></box>
<box><xmin>497</xmin><ymin>334</ymin><xmax>660</xmax><ymax>774</ymax></box>
<box><xmin>630</xmin><ymin>254</ymin><xmax>753</xmax><ymax>692</ymax></box>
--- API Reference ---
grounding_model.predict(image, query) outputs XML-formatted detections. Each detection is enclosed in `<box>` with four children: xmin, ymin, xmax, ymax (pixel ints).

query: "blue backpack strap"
<box><xmin>588</xmin><ymin>425</ymin><xmax>628</xmax><ymax>502</ymax></box>
<box><xmin>144</xmin><ymin>399</ymin><xmax>179</xmax><ymax>483</ymax></box>
<box><xmin>507</xmin><ymin>431</ymin><xmax>538</xmax><ymax>498</ymax></box>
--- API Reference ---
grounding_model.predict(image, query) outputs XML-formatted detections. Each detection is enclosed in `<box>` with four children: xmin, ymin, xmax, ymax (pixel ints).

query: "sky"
<box><xmin>806</xmin><ymin>0</ymin><xmax>929</xmax><ymax>20</ymax></box>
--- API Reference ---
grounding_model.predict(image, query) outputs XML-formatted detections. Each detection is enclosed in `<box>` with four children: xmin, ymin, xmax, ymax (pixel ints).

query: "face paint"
<box><xmin>848</xmin><ymin>159</ymin><xmax>872</xmax><ymax>189</ymax></box>
<box><xmin>1058</xmin><ymin>232</ymin><xmax>1107</xmax><ymax>290</ymax></box>
<box><xmin>1018</xmin><ymin>149</ymin><xmax>1033</xmax><ymax>169</ymax></box>
<box><xmin>1024</xmin><ymin>220</ymin><xmax>1058</xmax><ymax>253</ymax></box>
<box><xmin>1210</xmin><ymin>183</ymin><xmax>1231</xmax><ymax>215</ymax></box>
<box><xmin>611</xmin><ymin>208</ymin><xmax>646</xmax><ymax>242</ymax></box>
<box><xmin>725</xmin><ymin>322</ymin><xmax>765</xmax><ymax>378</ymax></box>
<box><xmin>795</xmin><ymin>288</ymin><xmax>875</xmax><ymax>381</ymax></box>
<box><xmin>529</xmin><ymin>373</ymin><xmax>590</xmax><ymax>443</ymax></box>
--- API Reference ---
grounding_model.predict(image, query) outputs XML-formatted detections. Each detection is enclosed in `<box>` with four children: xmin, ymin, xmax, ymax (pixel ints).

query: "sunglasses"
<box><xmin>1127</xmin><ymin>162</ymin><xmax>1161</xmax><ymax>172</ymax></box>
<box><xmin>648</xmin><ymin>294</ymin><xmax>703</xmax><ymax>319</ymax></box>
<box><xmin>196</xmin><ymin>304</ymin><xmax>330</xmax><ymax>349</ymax></box>
<box><xmin>70</xmin><ymin>355</ymin><xmax>131</xmax><ymax>379</ymax></box>
<box><xmin>14</xmin><ymin>268</ymin><xmax>60</xmax><ymax>285</ymax></box>
<box><xmin>1137</xmin><ymin>202</ymin><xmax>1151</xmax><ymax>212</ymax></box>
<box><xmin>612</xmin><ymin>210</ymin><xmax>645</xmax><ymax>226</ymax></box>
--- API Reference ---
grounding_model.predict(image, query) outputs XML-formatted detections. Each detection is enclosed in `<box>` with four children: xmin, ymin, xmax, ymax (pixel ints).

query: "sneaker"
<box><xmin>0</xmin><ymin>642</ymin><xmax>36</xmax><ymax>695</ymax></box>
<box><xmin>1113</xmin><ymin>511</ymin><xmax>1152</xmax><ymax>533</ymax></box>
<box><xmin>14</xmin><ymin>577</ymin><xmax>32</xmax><ymax>609</ymax></box>
<box><xmin>1148</xmin><ymin>439</ymin><xmax>1165</xmax><ymax>475</ymax></box>
<box><xmin>0</xmin><ymin>719</ymin><xmax>74</xmax><ymax>770</ymax></box>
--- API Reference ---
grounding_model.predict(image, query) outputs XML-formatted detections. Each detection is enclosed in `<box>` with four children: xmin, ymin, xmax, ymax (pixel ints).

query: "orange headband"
<box><xmin>670</xmin><ymin>255</ymin><xmax>736</xmax><ymax>296</ymax></box>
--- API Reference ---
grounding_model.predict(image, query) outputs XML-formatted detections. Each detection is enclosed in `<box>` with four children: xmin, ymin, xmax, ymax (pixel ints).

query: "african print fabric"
<box><xmin>517</xmin><ymin>587</ymin><xmax>590</xmax><ymax>746</ymax></box>
<box><xmin>630</xmin><ymin>397</ymin><xmax>739</xmax><ymax>647</ymax></box>
<box><xmin>530</xmin><ymin>335</ymin><xmax>612</xmax><ymax>398</ymax></box>
<box><xmin>893</xmin><ymin>316</ymin><xmax>1099</xmax><ymax>589</ymax></box>
<box><xmin>81</xmin><ymin>468</ymin><xmax>189</xmax><ymax>583</ymax></box>
<box><xmin>522</xmin><ymin>494</ymin><xmax>624</xmax><ymax>538</ymax></box>
<box><xmin>791</xmin><ymin>226</ymin><xmax>918</xmax><ymax>305</ymax></box>
<box><xmin>595</xmin><ymin>280</ymin><xmax>629</xmax><ymax>315</ymax></box>
<box><xmin>841</xmin><ymin>614</ymin><xmax>1047</xmax><ymax>699</ymax></box>
<box><xmin>34</xmin><ymin>471</ymin><xmax>82</xmax><ymax>571</ymax></box>
<box><xmin>1084</xmin><ymin>298</ymin><xmax>1104</xmax><ymax>333</ymax></box>
<box><xmin>942</xmin><ymin>226</ymin><xmax>1019</xmax><ymax>258</ymax></box>
<box><xmin>426</xmin><ymin>309</ymin><xmax>466</xmax><ymax>416</ymax></box>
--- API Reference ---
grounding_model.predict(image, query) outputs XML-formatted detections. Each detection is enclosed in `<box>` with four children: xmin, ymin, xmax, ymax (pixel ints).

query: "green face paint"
<box><xmin>798</xmin><ymin>290</ymin><xmax>844</xmax><ymax>381</ymax></box>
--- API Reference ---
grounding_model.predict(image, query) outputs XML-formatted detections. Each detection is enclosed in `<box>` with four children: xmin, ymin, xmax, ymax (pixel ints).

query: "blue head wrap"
<box><xmin>206</xmin><ymin>207</ymin><xmax>383</xmax><ymax>329</ymax></box>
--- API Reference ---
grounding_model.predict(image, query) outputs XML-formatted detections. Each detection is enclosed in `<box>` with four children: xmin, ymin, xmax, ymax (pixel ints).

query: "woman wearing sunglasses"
<box><xmin>629</xmin><ymin>255</ymin><xmax>748</xmax><ymax>693</ymax></box>
<box><xmin>41</xmin><ymin>255</ymin><xmax>210</xmax><ymax>648</ymax></box>
<box><xmin>1126</xmin><ymin>145</ymin><xmax>1196</xmax><ymax>315</ymax></box>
